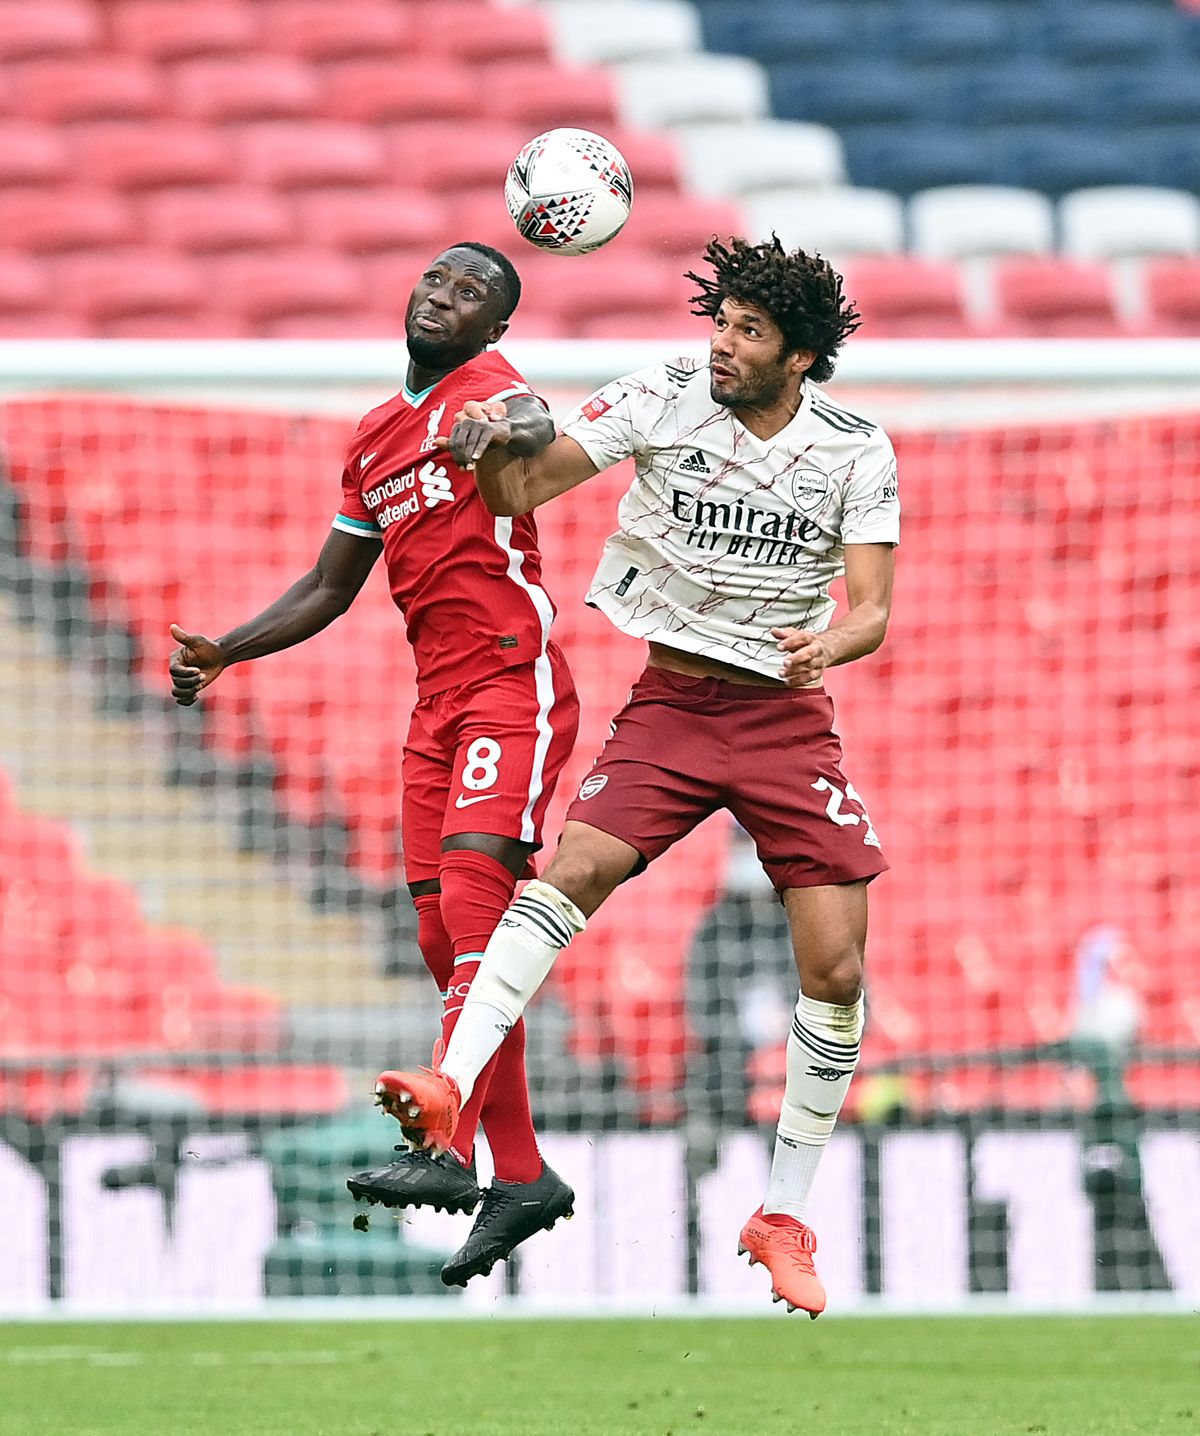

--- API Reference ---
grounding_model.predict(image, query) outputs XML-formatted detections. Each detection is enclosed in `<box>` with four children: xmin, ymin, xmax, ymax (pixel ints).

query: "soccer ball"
<box><xmin>505</xmin><ymin>128</ymin><xmax>633</xmax><ymax>257</ymax></box>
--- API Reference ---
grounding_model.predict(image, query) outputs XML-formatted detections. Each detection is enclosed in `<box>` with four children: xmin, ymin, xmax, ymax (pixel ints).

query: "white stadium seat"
<box><xmin>676</xmin><ymin>120</ymin><xmax>846</xmax><ymax>198</ymax></box>
<box><xmin>545</xmin><ymin>0</ymin><xmax>700</xmax><ymax>65</ymax></box>
<box><xmin>1058</xmin><ymin>187</ymin><xmax>1200</xmax><ymax>260</ymax></box>
<box><xmin>908</xmin><ymin>186</ymin><xmax>1055</xmax><ymax>260</ymax></box>
<box><xmin>614</xmin><ymin>54</ymin><xmax>768</xmax><ymax>129</ymax></box>
<box><xmin>745</xmin><ymin>186</ymin><xmax>905</xmax><ymax>259</ymax></box>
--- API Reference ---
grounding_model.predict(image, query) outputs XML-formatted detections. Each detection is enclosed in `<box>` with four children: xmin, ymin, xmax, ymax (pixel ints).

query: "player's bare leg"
<box><xmin>739</xmin><ymin>879</ymin><xmax>868</xmax><ymax>1317</ymax></box>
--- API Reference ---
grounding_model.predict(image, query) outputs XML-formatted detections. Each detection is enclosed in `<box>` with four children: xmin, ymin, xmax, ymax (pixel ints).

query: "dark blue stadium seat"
<box><xmin>947</xmin><ymin>60</ymin><xmax>1089</xmax><ymax>127</ymax></box>
<box><xmin>988</xmin><ymin>129</ymin><xmax>1158</xmax><ymax>194</ymax></box>
<box><xmin>1100</xmin><ymin>66</ymin><xmax>1200</xmax><ymax>127</ymax></box>
<box><xmin>1039</xmin><ymin>3</ymin><xmax>1175</xmax><ymax>65</ymax></box>
<box><xmin>695</xmin><ymin>1</ymin><xmax>863</xmax><ymax>62</ymax></box>
<box><xmin>843</xmin><ymin>127</ymin><xmax>994</xmax><ymax>196</ymax></box>
<box><xmin>768</xmin><ymin>61</ymin><xmax>929</xmax><ymax>128</ymax></box>
<box><xmin>886</xmin><ymin>3</ymin><xmax>1012</xmax><ymax>65</ymax></box>
<box><xmin>1151</xmin><ymin>131</ymin><xmax>1200</xmax><ymax>193</ymax></box>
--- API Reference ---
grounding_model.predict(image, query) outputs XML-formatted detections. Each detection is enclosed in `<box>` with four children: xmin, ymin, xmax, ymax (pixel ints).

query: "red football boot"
<box><xmin>375</xmin><ymin>1040</ymin><xmax>462</xmax><ymax>1152</ymax></box>
<box><xmin>738</xmin><ymin>1206</ymin><xmax>827</xmax><ymax>1318</ymax></box>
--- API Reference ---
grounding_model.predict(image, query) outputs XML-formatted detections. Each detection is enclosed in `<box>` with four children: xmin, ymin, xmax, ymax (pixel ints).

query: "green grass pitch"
<box><xmin>0</xmin><ymin>1315</ymin><xmax>1195</xmax><ymax>1436</ymax></box>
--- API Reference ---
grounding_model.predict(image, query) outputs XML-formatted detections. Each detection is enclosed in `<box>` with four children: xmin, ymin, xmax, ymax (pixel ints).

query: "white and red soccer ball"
<box><xmin>505</xmin><ymin>128</ymin><xmax>633</xmax><ymax>257</ymax></box>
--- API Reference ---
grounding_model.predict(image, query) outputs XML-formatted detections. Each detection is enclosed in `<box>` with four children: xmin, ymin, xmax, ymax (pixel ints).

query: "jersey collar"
<box><xmin>400</xmin><ymin>377</ymin><xmax>438</xmax><ymax>408</ymax></box>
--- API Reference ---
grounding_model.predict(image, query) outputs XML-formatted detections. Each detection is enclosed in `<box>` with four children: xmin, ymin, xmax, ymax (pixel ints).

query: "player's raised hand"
<box><xmin>772</xmin><ymin>627</ymin><xmax>831</xmax><ymax>687</ymax></box>
<box><xmin>439</xmin><ymin>400</ymin><xmax>512</xmax><ymax>471</ymax></box>
<box><xmin>168</xmin><ymin>623</ymin><xmax>226</xmax><ymax>706</ymax></box>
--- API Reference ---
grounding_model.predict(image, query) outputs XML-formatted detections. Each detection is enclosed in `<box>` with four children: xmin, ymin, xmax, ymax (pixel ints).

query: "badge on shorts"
<box><xmin>791</xmin><ymin>466</ymin><xmax>830</xmax><ymax>513</ymax></box>
<box><xmin>578</xmin><ymin>774</ymin><xmax>608</xmax><ymax>800</ymax></box>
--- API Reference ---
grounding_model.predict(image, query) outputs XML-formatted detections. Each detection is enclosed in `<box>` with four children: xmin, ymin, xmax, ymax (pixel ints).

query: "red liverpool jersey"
<box><xmin>333</xmin><ymin>350</ymin><xmax>554</xmax><ymax>696</ymax></box>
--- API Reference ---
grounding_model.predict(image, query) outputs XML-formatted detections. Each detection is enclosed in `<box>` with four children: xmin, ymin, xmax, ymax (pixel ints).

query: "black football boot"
<box><xmin>440</xmin><ymin>1162</ymin><xmax>575</xmax><ymax>1287</ymax></box>
<box><xmin>347</xmin><ymin>1146</ymin><xmax>480</xmax><ymax>1215</ymax></box>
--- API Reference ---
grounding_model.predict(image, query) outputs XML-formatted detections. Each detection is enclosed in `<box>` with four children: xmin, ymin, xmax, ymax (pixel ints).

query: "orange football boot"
<box><xmin>738</xmin><ymin>1206</ymin><xmax>827</xmax><ymax>1318</ymax></box>
<box><xmin>375</xmin><ymin>1040</ymin><xmax>462</xmax><ymax>1152</ymax></box>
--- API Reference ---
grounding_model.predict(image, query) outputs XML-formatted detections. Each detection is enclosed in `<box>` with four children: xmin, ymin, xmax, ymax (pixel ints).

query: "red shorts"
<box><xmin>565</xmin><ymin>666</ymin><xmax>887</xmax><ymax>893</ymax></box>
<box><xmin>401</xmin><ymin>642</ymin><xmax>579</xmax><ymax>885</ymax></box>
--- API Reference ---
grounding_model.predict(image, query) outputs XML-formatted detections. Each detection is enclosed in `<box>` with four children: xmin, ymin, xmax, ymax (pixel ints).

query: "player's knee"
<box><xmin>804</xmin><ymin>947</ymin><xmax>864</xmax><ymax>1007</ymax></box>
<box><xmin>543</xmin><ymin>836</ymin><xmax>632</xmax><ymax>918</ymax></box>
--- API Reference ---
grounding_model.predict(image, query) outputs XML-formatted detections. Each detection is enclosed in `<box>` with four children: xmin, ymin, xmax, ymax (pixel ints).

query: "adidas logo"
<box><xmin>678</xmin><ymin>449</ymin><xmax>710</xmax><ymax>474</ymax></box>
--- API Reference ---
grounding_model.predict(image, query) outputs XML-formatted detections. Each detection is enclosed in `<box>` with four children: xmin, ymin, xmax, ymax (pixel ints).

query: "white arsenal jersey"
<box><xmin>560</xmin><ymin>357</ymin><xmax>900</xmax><ymax>680</ymax></box>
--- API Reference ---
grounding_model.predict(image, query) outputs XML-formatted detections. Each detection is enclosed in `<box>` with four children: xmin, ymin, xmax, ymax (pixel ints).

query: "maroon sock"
<box><xmin>439</xmin><ymin>849</ymin><xmax>543</xmax><ymax>1183</ymax></box>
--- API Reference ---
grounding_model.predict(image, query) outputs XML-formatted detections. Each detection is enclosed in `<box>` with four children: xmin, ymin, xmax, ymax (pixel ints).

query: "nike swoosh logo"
<box><xmin>360</xmin><ymin>451</ymin><xmax>378</xmax><ymax>469</ymax></box>
<box><xmin>454</xmin><ymin>793</ymin><xmax>501</xmax><ymax>808</ymax></box>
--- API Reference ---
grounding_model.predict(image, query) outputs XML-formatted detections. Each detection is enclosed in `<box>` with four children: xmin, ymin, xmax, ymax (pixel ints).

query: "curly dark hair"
<box><xmin>685</xmin><ymin>235</ymin><xmax>861</xmax><ymax>385</ymax></box>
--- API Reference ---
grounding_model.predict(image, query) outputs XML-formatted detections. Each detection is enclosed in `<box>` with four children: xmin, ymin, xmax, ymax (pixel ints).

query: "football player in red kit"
<box><xmin>168</xmin><ymin>243</ymin><xmax>579</xmax><ymax>1286</ymax></box>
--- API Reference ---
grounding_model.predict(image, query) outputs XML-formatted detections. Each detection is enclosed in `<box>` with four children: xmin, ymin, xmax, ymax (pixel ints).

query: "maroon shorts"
<box><xmin>565</xmin><ymin>666</ymin><xmax>887</xmax><ymax>893</ymax></box>
<box><xmin>401</xmin><ymin>642</ymin><xmax>579</xmax><ymax>885</ymax></box>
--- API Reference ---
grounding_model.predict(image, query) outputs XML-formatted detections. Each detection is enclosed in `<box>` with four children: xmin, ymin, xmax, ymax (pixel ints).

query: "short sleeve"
<box><xmin>559</xmin><ymin>363</ymin><xmax>674</xmax><ymax>472</ymax></box>
<box><xmin>841</xmin><ymin>432</ymin><xmax>900</xmax><ymax>545</ymax></box>
<box><xmin>331</xmin><ymin>441</ymin><xmax>382</xmax><ymax>539</ymax></box>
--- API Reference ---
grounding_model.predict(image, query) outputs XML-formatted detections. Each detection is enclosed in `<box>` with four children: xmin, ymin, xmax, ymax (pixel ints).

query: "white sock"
<box><xmin>441</xmin><ymin>880</ymin><xmax>585</xmax><ymax>1103</ymax></box>
<box><xmin>762</xmin><ymin>991</ymin><xmax>864</xmax><ymax>1223</ymax></box>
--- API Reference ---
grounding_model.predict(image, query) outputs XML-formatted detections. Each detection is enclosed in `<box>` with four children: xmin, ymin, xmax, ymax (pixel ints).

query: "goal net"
<box><xmin>0</xmin><ymin>338</ymin><xmax>1196</xmax><ymax>1314</ymax></box>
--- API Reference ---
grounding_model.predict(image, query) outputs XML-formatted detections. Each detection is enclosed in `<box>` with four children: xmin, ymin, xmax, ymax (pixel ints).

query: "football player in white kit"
<box><xmin>375</xmin><ymin>236</ymin><xmax>900</xmax><ymax>1314</ymax></box>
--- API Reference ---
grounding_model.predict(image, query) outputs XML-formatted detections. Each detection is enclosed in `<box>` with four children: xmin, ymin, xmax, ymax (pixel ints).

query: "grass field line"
<box><xmin>3</xmin><ymin>1292</ymin><xmax>1196</xmax><ymax>1323</ymax></box>
<box><xmin>1</xmin><ymin>1346</ymin><xmax>353</xmax><ymax>1366</ymax></box>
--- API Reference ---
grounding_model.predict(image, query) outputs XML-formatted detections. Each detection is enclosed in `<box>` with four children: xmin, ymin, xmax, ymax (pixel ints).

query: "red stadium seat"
<box><xmin>236</xmin><ymin>121</ymin><xmax>387</xmax><ymax>189</ymax></box>
<box><xmin>8</xmin><ymin>57</ymin><xmax>168</xmax><ymax>124</ymax></box>
<box><xmin>518</xmin><ymin>249</ymin><xmax>694</xmax><ymax>325</ymax></box>
<box><xmin>257</xmin><ymin>1</ymin><xmax>413</xmax><ymax>61</ymax></box>
<box><xmin>0</xmin><ymin>309</ymin><xmax>88</xmax><ymax>337</ymax></box>
<box><xmin>321</xmin><ymin>58</ymin><xmax>478</xmax><ymax>123</ymax></box>
<box><xmin>504</xmin><ymin>308</ymin><xmax>569</xmax><ymax>338</ymax></box>
<box><xmin>264</xmin><ymin>310</ymin><xmax>403</xmax><ymax>337</ymax></box>
<box><xmin>0</xmin><ymin>1</ymin><xmax>99</xmax><ymax>61</ymax></box>
<box><xmin>620</xmin><ymin>192</ymin><xmax>744</xmax><ymax>259</ymax></box>
<box><xmin>110</xmin><ymin>1</ymin><xmax>260</xmax><ymax>61</ymax></box>
<box><xmin>100</xmin><ymin>311</ymin><xmax>246</xmax><ymax>337</ymax></box>
<box><xmin>205</xmin><ymin>249</ymin><xmax>365</xmax><ymax>324</ymax></box>
<box><xmin>448</xmin><ymin>188</ymin><xmax>522</xmax><ymax>250</ymax></box>
<box><xmin>49</xmin><ymin>249</ymin><xmax>205</xmax><ymax>323</ymax></box>
<box><xmin>481</xmin><ymin>63</ymin><xmax>617</xmax><ymax>131</ymax></box>
<box><xmin>602</xmin><ymin>129</ymin><xmax>684</xmax><ymax>195</ymax></box>
<box><xmin>0</xmin><ymin>121</ymin><xmax>71</xmax><ymax>187</ymax></box>
<box><xmin>1141</xmin><ymin>257</ymin><xmax>1200</xmax><ymax>335</ymax></box>
<box><xmin>171</xmin><ymin>56</ymin><xmax>321</xmax><ymax>123</ymax></box>
<box><xmin>74</xmin><ymin>121</ymin><xmax>233</xmax><ymax>190</ymax></box>
<box><xmin>0</xmin><ymin>188</ymin><xmax>134</xmax><ymax>253</ymax></box>
<box><xmin>840</xmin><ymin>257</ymin><xmax>977</xmax><ymax>338</ymax></box>
<box><xmin>0</xmin><ymin>253</ymin><xmax>50</xmax><ymax>313</ymax></box>
<box><xmin>992</xmin><ymin>257</ymin><xmax>1123</xmax><ymax>336</ymax></box>
<box><xmin>413</xmin><ymin>2</ymin><xmax>550</xmax><ymax>62</ymax></box>
<box><xmin>295</xmin><ymin>189</ymin><xmax>447</xmax><ymax>255</ymax></box>
<box><xmin>392</xmin><ymin>122</ymin><xmax>535</xmax><ymax>194</ymax></box>
<box><xmin>579</xmin><ymin>310</ymin><xmax>705</xmax><ymax>339</ymax></box>
<box><xmin>140</xmin><ymin>186</ymin><xmax>295</xmax><ymax>254</ymax></box>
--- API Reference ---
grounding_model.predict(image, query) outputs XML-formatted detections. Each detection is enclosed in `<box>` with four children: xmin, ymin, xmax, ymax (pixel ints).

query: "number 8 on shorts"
<box><xmin>462</xmin><ymin>737</ymin><xmax>501</xmax><ymax>791</ymax></box>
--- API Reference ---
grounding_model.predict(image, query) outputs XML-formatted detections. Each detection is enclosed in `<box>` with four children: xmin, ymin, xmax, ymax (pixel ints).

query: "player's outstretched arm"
<box><xmin>167</xmin><ymin>528</ymin><xmax>381</xmax><ymax>705</ymax></box>
<box><xmin>773</xmin><ymin>542</ymin><xmax>895</xmax><ymax>687</ymax></box>
<box><xmin>441</xmin><ymin>398</ymin><xmax>600</xmax><ymax>516</ymax></box>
